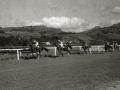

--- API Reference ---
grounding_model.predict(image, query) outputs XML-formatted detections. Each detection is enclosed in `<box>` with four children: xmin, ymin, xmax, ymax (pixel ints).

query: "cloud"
<box><xmin>14</xmin><ymin>18</ymin><xmax>43</xmax><ymax>27</ymax></box>
<box><xmin>12</xmin><ymin>17</ymin><xmax>104</xmax><ymax>32</ymax></box>
<box><xmin>111</xmin><ymin>20</ymin><xmax>120</xmax><ymax>24</ymax></box>
<box><xmin>99</xmin><ymin>20</ymin><xmax>120</xmax><ymax>27</ymax></box>
<box><xmin>84</xmin><ymin>23</ymin><xmax>99</xmax><ymax>30</ymax></box>
<box><xmin>42</xmin><ymin>17</ymin><xmax>85</xmax><ymax>29</ymax></box>
<box><xmin>100</xmin><ymin>6</ymin><xmax>105</xmax><ymax>11</ymax></box>
<box><xmin>110</xmin><ymin>6</ymin><xmax>120</xmax><ymax>14</ymax></box>
<box><xmin>49</xmin><ymin>5</ymin><xmax>60</xmax><ymax>11</ymax></box>
<box><xmin>99</xmin><ymin>21</ymin><xmax>112</xmax><ymax>27</ymax></box>
<box><xmin>27</xmin><ymin>21</ymin><xmax>43</xmax><ymax>26</ymax></box>
<box><xmin>13</xmin><ymin>17</ymin><xmax>101</xmax><ymax>32</ymax></box>
<box><xmin>14</xmin><ymin>19</ymin><xmax>27</xmax><ymax>27</ymax></box>
<box><xmin>61</xmin><ymin>23</ymin><xmax>99</xmax><ymax>32</ymax></box>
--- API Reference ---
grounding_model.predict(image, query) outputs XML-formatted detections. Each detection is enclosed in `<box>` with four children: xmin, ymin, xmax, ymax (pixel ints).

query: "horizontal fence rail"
<box><xmin>72</xmin><ymin>45</ymin><xmax>120</xmax><ymax>53</ymax></box>
<box><xmin>0</xmin><ymin>45</ymin><xmax>120</xmax><ymax>60</ymax></box>
<box><xmin>0</xmin><ymin>49</ymin><xmax>23</xmax><ymax>60</ymax></box>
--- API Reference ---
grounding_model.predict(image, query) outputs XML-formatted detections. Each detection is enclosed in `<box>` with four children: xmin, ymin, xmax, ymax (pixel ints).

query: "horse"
<box><xmin>104</xmin><ymin>42</ymin><xmax>113</xmax><ymax>53</ymax></box>
<box><xmin>25</xmin><ymin>42</ymin><xmax>49</xmax><ymax>59</ymax></box>
<box><xmin>53</xmin><ymin>42</ymin><xmax>72</xmax><ymax>57</ymax></box>
<box><xmin>81</xmin><ymin>42</ymin><xmax>91</xmax><ymax>54</ymax></box>
<box><xmin>115</xmin><ymin>45</ymin><xmax>120</xmax><ymax>51</ymax></box>
<box><xmin>113</xmin><ymin>41</ymin><xmax>119</xmax><ymax>51</ymax></box>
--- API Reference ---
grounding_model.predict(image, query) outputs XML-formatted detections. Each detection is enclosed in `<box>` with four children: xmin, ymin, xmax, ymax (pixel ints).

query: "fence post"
<box><xmin>98</xmin><ymin>46</ymin><xmax>100</xmax><ymax>53</ymax></box>
<box><xmin>54</xmin><ymin>47</ymin><xmax>57</xmax><ymax>56</ymax></box>
<box><xmin>79</xmin><ymin>46</ymin><xmax>81</xmax><ymax>50</ymax></box>
<box><xmin>89</xmin><ymin>48</ymin><xmax>91</xmax><ymax>53</ymax></box>
<box><xmin>118</xmin><ymin>45</ymin><xmax>120</xmax><ymax>50</ymax></box>
<box><xmin>17</xmin><ymin>50</ymin><xmax>20</xmax><ymax>60</ymax></box>
<box><xmin>112</xmin><ymin>45</ymin><xmax>114</xmax><ymax>51</ymax></box>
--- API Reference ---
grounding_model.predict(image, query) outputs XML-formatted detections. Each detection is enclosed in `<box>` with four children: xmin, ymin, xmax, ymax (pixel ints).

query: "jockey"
<box><xmin>32</xmin><ymin>39</ymin><xmax>39</xmax><ymax>48</ymax></box>
<box><xmin>114</xmin><ymin>41</ymin><xmax>118</xmax><ymax>45</ymax></box>
<box><xmin>58</xmin><ymin>39</ymin><xmax>64</xmax><ymax>48</ymax></box>
<box><xmin>82</xmin><ymin>41</ymin><xmax>88</xmax><ymax>46</ymax></box>
<box><xmin>113</xmin><ymin>41</ymin><xmax>118</xmax><ymax>51</ymax></box>
<box><xmin>105</xmin><ymin>42</ymin><xmax>109</xmax><ymax>45</ymax></box>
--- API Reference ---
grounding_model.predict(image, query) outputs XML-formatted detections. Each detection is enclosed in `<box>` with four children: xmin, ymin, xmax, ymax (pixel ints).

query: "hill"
<box><xmin>84</xmin><ymin>23</ymin><xmax>120</xmax><ymax>44</ymax></box>
<box><xmin>0</xmin><ymin>25</ymin><xmax>90</xmax><ymax>44</ymax></box>
<box><xmin>1</xmin><ymin>25</ymin><xmax>63</xmax><ymax>38</ymax></box>
<box><xmin>1</xmin><ymin>22</ymin><xmax>120</xmax><ymax>46</ymax></box>
<box><xmin>0</xmin><ymin>26</ymin><xmax>86</xmax><ymax>46</ymax></box>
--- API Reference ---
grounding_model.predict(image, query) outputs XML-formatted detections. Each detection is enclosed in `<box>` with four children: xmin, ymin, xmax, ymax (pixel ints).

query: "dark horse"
<box><xmin>26</xmin><ymin>42</ymin><xmax>49</xmax><ymax>59</ymax></box>
<box><xmin>82</xmin><ymin>42</ymin><xmax>91</xmax><ymax>54</ymax></box>
<box><xmin>53</xmin><ymin>42</ymin><xmax>72</xmax><ymax>57</ymax></box>
<box><xmin>104</xmin><ymin>42</ymin><xmax>113</xmax><ymax>53</ymax></box>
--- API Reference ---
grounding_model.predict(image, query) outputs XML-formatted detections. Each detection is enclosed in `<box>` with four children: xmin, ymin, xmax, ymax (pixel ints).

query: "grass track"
<box><xmin>0</xmin><ymin>51</ymin><xmax>120</xmax><ymax>90</ymax></box>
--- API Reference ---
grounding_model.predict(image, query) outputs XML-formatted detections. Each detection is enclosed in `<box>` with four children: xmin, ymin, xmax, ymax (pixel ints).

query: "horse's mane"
<box><xmin>53</xmin><ymin>42</ymin><xmax>61</xmax><ymax>48</ymax></box>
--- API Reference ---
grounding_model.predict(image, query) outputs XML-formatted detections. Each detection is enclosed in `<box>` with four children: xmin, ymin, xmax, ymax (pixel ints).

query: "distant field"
<box><xmin>60</xmin><ymin>33</ymin><xmax>92</xmax><ymax>43</ymax></box>
<box><xmin>0</xmin><ymin>33</ymin><xmax>11</xmax><ymax>37</ymax></box>
<box><xmin>0</xmin><ymin>51</ymin><xmax>120</xmax><ymax>90</ymax></box>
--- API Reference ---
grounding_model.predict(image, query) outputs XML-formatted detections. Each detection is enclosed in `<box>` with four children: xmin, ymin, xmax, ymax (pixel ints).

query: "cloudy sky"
<box><xmin>0</xmin><ymin>0</ymin><xmax>120</xmax><ymax>32</ymax></box>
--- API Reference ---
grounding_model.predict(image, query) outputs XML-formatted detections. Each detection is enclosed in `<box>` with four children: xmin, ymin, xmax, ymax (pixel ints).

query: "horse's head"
<box><xmin>63</xmin><ymin>42</ymin><xmax>72</xmax><ymax>49</ymax></box>
<box><xmin>53</xmin><ymin>42</ymin><xmax>63</xmax><ymax>49</ymax></box>
<box><xmin>53</xmin><ymin>42</ymin><xmax>59</xmax><ymax>46</ymax></box>
<box><xmin>53</xmin><ymin>42</ymin><xmax>56</xmax><ymax>46</ymax></box>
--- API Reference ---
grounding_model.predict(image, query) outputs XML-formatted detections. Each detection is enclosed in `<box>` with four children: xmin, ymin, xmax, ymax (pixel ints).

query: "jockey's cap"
<box><xmin>33</xmin><ymin>39</ymin><xmax>37</xmax><ymax>42</ymax></box>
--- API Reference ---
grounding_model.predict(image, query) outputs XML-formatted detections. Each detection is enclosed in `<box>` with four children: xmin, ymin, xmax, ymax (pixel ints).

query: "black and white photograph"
<box><xmin>0</xmin><ymin>0</ymin><xmax>120</xmax><ymax>90</ymax></box>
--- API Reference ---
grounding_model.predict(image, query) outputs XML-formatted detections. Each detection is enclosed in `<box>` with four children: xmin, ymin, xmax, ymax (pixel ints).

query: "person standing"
<box><xmin>104</xmin><ymin>42</ymin><xmax>109</xmax><ymax>53</ymax></box>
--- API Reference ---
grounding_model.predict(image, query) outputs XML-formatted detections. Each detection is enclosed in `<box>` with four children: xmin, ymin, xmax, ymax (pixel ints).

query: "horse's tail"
<box><xmin>67</xmin><ymin>44</ymin><xmax>72</xmax><ymax>49</ymax></box>
<box><xmin>43</xmin><ymin>47</ymin><xmax>49</xmax><ymax>52</ymax></box>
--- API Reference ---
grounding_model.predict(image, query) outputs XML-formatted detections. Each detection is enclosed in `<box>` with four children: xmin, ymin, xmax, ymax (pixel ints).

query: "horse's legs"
<box><xmin>83</xmin><ymin>48</ymin><xmax>87</xmax><ymax>54</ymax></box>
<box><xmin>105</xmin><ymin>48</ymin><xmax>108</xmax><ymax>53</ymax></box>
<box><xmin>59</xmin><ymin>51</ymin><xmax>63</xmax><ymax>57</ymax></box>
<box><xmin>105</xmin><ymin>50</ymin><xmax>107</xmax><ymax>53</ymax></box>
<box><xmin>32</xmin><ymin>53</ymin><xmax>36</xmax><ymax>59</ymax></box>
<box><xmin>86</xmin><ymin>49</ymin><xmax>88</xmax><ymax>54</ymax></box>
<box><xmin>58</xmin><ymin>50</ymin><xmax>63</xmax><ymax>57</ymax></box>
<box><xmin>82</xmin><ymin>47</ymin><xmax>86</xmax><ymax>54</ymax></box>
<box><xmin>116</xmin><ymin>45</ymin><xmax>119</xmax><ymax>51</ymax></box>
<box><xmin>67</xmin><ymin>49</ymin><xmax>71</xmax><ymax>55</ymax></box>
<box><xmin>36</xmin><ymin>54</ymin><xmax>39</xmax><ymax>59</ymax></box>
<box><xmin>117</xmin><ymin>46</ymin><xmax>120</xmax><ymax>50</ymax></box>
<box><xmin>38</xmin><ymin>49</ymin><xmax>42</xmax><ymax>58</ymax></box>
<box><xmin>39</xmin><ymin>52</ymin><xmax>42</xmax><ymax>58</ymax></box>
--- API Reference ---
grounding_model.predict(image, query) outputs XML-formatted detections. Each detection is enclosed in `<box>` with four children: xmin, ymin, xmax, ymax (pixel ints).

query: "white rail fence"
<box><xmin>0</xmin><ymin>49</ymin><xmax>23</xmax><ymax>60</ymax></box>
<box><xmin>72</xmin><ymin>46</ymin><xmax>104</xmax><ymax>53</ymax></box>
<box><xmin>72</xmin><ymin>45</ymin><xmax>120</xmax><ymax>53</ymax></box>
<box><xmin>0</xmin><ymin>45</ymin><xmax>120</xmax><ymax>60</ymax></box>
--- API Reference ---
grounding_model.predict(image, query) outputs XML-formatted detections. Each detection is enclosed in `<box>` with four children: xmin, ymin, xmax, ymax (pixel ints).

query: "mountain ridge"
<box><xmin>0</xmin><ymin>23</ymin><xmax>120</xmax><ymax>44</ymax></box>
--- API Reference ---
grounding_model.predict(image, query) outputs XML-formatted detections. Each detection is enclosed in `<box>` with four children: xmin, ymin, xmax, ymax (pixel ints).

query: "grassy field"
<box><xmin>0</xmin><ymin>51</ymin><xmax>120</xmax><ymax>90</ymax></box>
